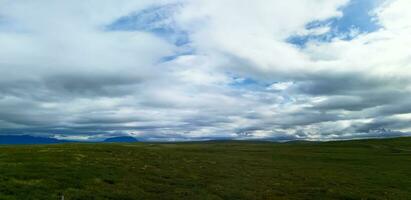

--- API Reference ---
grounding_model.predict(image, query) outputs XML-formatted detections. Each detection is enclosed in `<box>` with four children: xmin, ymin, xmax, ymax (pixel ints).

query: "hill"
<box><xmin>0</xmin><ymin>137</ymin><xmax>411</xmax><ymax>199</ymax></box>
<box><xmin>0</xmin><ymin>135</ymin><xmax>64</xmax><ymax>145</ymax></box>
<box><xmin>0</xmin><ymin>135</ymin><xmax>139</xmax><ymax>145</ymax></box>
<box><xmin>103</xmin><ymin>136</ymin><xmax>138</xmax><ymax>143</ymax></box>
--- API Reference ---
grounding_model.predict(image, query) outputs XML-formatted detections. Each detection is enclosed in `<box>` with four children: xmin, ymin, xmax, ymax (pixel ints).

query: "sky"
<box><xmin>1</xmin><ymin>0</ymin><xmax>411</xmax><ymax>141</ymax></box>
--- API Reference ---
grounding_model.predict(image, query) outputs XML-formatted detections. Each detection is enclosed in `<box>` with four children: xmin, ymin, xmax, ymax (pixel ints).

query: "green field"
<box><xmin>1</xmin><ymin>138</ymin><xmax>411</xmax><ymax>200</ymax></box>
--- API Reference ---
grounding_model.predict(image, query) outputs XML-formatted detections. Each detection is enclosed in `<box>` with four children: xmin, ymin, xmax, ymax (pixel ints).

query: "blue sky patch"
<box><xmin>107</xmin><ymin>4</ymin><xmax>190</xmax><ymax>47</ymax></box>
<box><xmin>159</xmin><ymin>49</ymin><xmax>195</xmax><ymax>63</ymax></box>
<box><xmin>229</xmin><ymin>77</ymin><xmax>273</xmax><ymax>90</ymax></box>
<box><xmin>288</xmin><ymin>0</ymin><xmax>383</xmax><ymax>47</ymax></box>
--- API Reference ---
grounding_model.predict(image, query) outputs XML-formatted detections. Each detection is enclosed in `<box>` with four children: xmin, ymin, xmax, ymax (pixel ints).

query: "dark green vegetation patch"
<box><xmin>1</xmin><ymin>138</ymin><xmax>411</xmax><ymax>199</ymax></box>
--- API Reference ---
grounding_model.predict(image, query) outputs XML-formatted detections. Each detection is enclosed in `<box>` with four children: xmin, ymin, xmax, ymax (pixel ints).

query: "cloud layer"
<box><xmin>1</xmin><ymin>0</ymin><xmax>411</xmax><ymax>141</ymax></box>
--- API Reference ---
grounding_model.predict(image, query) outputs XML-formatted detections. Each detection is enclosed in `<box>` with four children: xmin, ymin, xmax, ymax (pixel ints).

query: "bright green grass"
<box><xmin>1</xmin><ymin>137</ymin><xmax>411</xmax><ymax>200</ymax></box>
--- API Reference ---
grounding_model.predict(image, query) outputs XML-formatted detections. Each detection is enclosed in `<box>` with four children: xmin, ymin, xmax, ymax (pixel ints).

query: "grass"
<box><xmin>1</xmin><ymin>137</ymin><xmax>411</xmax><ymax>199</ymax></box>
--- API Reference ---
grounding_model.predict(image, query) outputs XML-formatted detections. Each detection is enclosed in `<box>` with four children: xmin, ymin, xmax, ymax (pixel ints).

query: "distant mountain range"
<box><xmin>103</xmin><ymin>136</ymin><xmax>139</xmax><ymax>143</ymax></box>
<box><xmin>0</xmin><ymin>135</ymin><xmax>64</xmax><ymax>145</ymax></box>
<box><xmin>0</xmin><ymin>135</ymin><xmax>138</xmax><ymax>145</ymax></box>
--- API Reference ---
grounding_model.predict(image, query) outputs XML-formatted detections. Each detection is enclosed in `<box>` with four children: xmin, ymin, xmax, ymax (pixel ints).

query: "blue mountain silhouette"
<box><xmin>103</xmin><ymin>136</ymin><xmax>138</xmax><ymax>143</ymax></box>
<box><xmin>0</xmin><ymin>135</ymin><xmax>64</xmax><ymax>145</ymax></box>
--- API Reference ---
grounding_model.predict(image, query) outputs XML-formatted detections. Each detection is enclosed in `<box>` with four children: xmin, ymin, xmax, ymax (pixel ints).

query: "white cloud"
<box><xmin>267</xmin><ymin>82</ymin><xmax>294</xmax><ymax>91</ymax></box>
<box><xmin>375</xmin><ymin>0</ymin><xmax>411</xmax><ymax>30</ymax></box>
<box><xmin>1</xmin><ymin>0</ymin><xmax>411</xmax><ymax>140</ymax></box>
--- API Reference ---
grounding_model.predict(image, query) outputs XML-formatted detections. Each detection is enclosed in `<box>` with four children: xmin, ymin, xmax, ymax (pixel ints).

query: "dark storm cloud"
<box><xmin>311</xmin><ymin>95</ymin><xmax>368</xmax><ymax>111</ymax></box>
<box><xmin>349</xmin><ymin>117</ymin><xmax>411</xmax><ymax>133</ymax></box>
<box><xmin>43</xmin><ymin>74</ymin><xmax>144</xmax><ymax>97</ymax></box>
<box><xmin>371</xmin><ymin>101</ymin><xmax>411</xmax><ymax>117</ymax></box>
<box><xmin>293</xmin><ymin>72</ymin><xmax>407</xmax><ymax>96</ymax></box>
<box><xmin>292</xmin><ymin>73</ymin><xmax>380</xmax><ymax>95</ymax></box>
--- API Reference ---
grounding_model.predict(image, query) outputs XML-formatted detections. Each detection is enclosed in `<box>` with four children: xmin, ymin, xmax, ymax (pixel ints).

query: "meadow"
<box><xmin>1</xmin><ymin>137</ymin><xmax>411</xmax><ymax>199</ymax></box>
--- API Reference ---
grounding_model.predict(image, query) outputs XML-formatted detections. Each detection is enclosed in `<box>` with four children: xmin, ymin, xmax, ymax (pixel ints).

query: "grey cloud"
<box><xmin>1</xmin><ymin>0</ymin><xmax>411</xmax><ymax>141</ymax></box>
<box><xmin>43</xmin><ymin>74</ymin><xmax>144</xmax><ymax>97</ymax></box>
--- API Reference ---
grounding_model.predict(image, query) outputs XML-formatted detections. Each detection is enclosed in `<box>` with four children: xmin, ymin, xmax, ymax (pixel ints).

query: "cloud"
<box><xmin>0</xmin><ymin>0</ymin><xmax>411</xmax><ymax>141</ymax></box>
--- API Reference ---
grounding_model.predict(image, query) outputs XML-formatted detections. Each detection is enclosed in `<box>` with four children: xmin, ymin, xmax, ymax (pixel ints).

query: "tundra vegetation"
<box><xmin>0</xmin><ymin>137</ymin><xmax>411</xmax><ymax>199</ymax></box>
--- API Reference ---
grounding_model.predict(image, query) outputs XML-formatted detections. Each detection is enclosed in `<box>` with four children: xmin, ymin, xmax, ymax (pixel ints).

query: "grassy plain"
<box><xmin>1</xmin><ymin>137</ymin><xmax>411</xmax><ymax>199</ymax></box>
